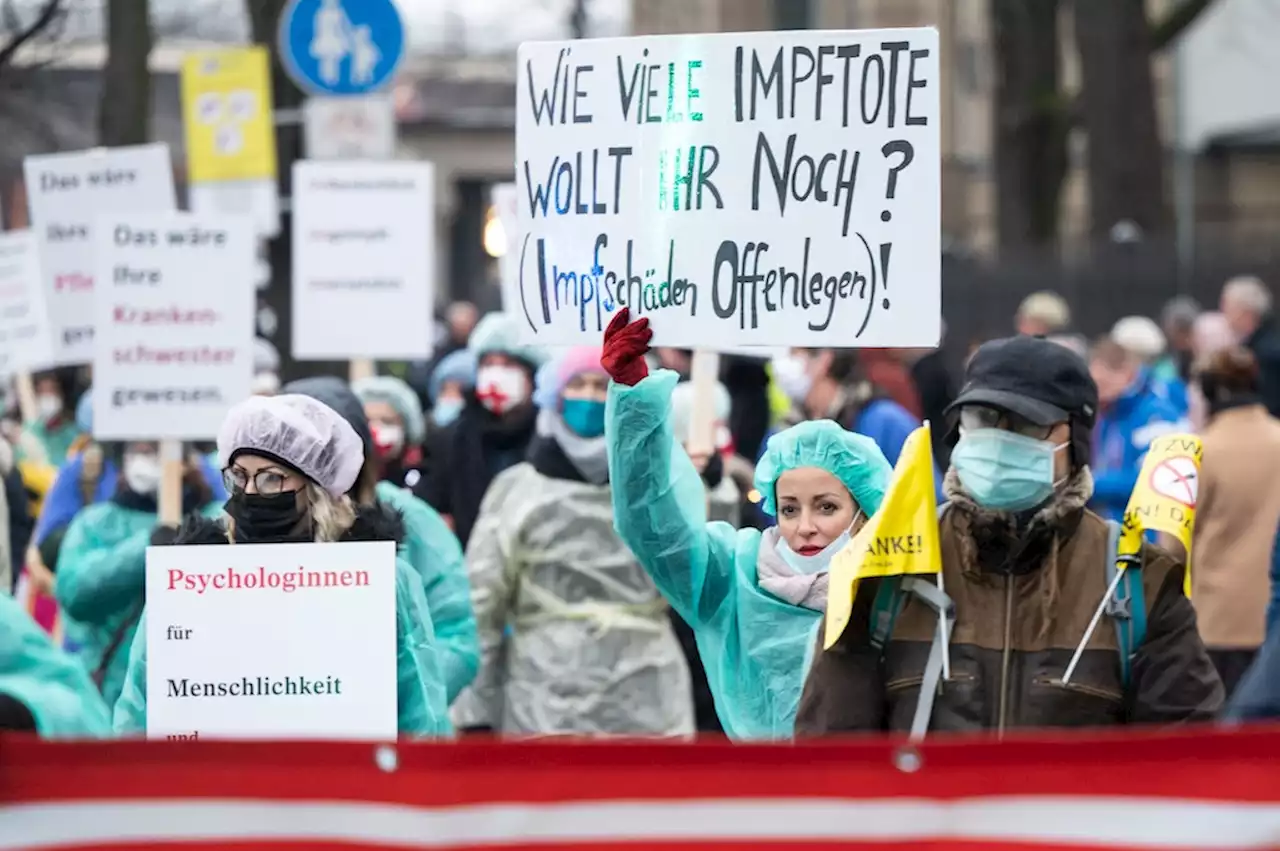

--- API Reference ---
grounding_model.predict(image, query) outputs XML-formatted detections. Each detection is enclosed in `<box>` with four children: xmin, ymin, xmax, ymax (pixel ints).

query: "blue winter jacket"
<box><xmin>1091</xmin><ymin>370</ymin><xmax>1190</xmax><ymax>521</ymax></box>
<box><xmin>34</xmin><ymin>454</ymin><xmax>227</xmax><ymax>545</ymax></box>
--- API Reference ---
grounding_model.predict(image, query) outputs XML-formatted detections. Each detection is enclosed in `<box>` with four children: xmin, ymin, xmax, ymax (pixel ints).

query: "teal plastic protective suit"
<box><xmin>376</xmin><ymin>480</ymin><xmax>479</xmax><ymax>702</ymax></box>
<box><xmin>607</xmin><ymin>370</ymin><xmax>890</xmax><ymax>740</ymax></box>
<box><xmin>0</xmin><ymin>591</ymin><xmax>113</xmax><ymax>737</ymax></box>
<box><xmin>112</xmin><ymin>551</ymin><xmax>452</xmax><ymax>738</ymax></box>
<box><xmin>54</xmin><ymin>501</ymin><xmax>223</xmax><ymax>710</ymax></box>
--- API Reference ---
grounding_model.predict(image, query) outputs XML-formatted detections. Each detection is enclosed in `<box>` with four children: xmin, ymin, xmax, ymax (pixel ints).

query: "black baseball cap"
<box><xmin>947</xmin><ymin>335</ymin><xmax>1098</xmax><ymax>427</ymax></box>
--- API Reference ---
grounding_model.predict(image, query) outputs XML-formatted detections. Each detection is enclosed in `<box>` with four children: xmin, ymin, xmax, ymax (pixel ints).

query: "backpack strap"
<box><xmin>868</xmin><ymin>503</ymin><xmax>949</xmax><ymax>652</ymax></box>
<box><xmin>1103</xmin><ymin>519</ymin><xmax>1147</xmax><ymax>687</ymax></box>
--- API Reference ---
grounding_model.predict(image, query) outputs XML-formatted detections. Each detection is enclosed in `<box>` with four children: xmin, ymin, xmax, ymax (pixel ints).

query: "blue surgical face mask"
<box><xmin>561</xmin><ymin>398</ymin><xmax>606</xmax><ymax>438</ymax></box>
<box><xmin>951</xmin><ymin>428</ymin><xmax>1068</xmax><ymax>512</ymax></box>
<box><xmin>432</xmin><ymin>398</ymin><xmax>464</xmax><ymax>428</ymax></box>
<box><xmin>775</xmin><ymin>511</ymin><xmax>863</xmax><ymax>574</ymax></box>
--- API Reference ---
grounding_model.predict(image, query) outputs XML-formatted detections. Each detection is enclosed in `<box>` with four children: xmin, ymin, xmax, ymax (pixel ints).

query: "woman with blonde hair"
<box><xmin>112</xmin><ymin>394</ymin><xmax>450</xmax><ymax>736</ymax></box>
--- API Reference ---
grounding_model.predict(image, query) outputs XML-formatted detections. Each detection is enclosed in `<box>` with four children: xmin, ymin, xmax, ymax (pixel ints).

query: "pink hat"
<box><xmin>533</xmin><ymin>346</ymin><xmax>607</xmax><ymax>408</ymax></box>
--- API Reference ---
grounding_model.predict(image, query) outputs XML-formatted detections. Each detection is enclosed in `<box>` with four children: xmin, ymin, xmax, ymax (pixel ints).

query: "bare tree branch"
<box><xmin>0</xmin><ymin>0</ymin><xmax>66</xmax><ymax>75</ymax></box>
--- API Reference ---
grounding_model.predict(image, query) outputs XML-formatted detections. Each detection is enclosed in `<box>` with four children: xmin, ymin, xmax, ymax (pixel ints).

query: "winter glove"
<box><xmin>601</xmin><ymin>308</ymin><xmax>652</xmax><ymax>386</ymax></box>
<box><xmin>150</xmin><ymin>525</ymin><xmax>180</xmax><ymax>547</ymax></box>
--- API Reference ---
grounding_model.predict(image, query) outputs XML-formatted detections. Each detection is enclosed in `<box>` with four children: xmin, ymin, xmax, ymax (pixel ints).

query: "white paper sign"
<box><xmin>304</xmin><ymin>95</ymin><xmax>398</xmax><ymax>160</ymax></box>
<box><xmin>292</xmin><ymin>161</ymin><xmax>435</xmax><ymax>360</ymax></box>
<box><xmin>145</xmin><ymin>541</ymin><xmax>398</xmax><ymax>741</ymax></box>
<box><xmin>492</xmin><ymin>182</ymin><xmax>518</xmax><ymax>307</ymax></box>
<box><xmin>0</xmin><ymin>231</ymin><xmax>55</xmax><ymax>374</ymax></box>
<box><xmin>92</xmin><ymin>212</ymin><xmax>255</xmax><ymax>440</ymax></box>
<box><xmin>23</xmin><ymin>144</ymin><xmax>177</xmax><ymax>365</ymax></box>
<box><xmin>512</xmin><ymin>29</ymin><xmax>941</xmax><ymax>349</ymax></box>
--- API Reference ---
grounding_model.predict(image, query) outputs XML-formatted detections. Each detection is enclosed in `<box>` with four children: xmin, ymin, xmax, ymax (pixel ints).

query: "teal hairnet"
<box><xmin>753</xmin><ymin>420</ymin><xmax>891</xmax><ymax>517</ymax></box>
<box><xmin>468</xmin><ymin>312</ymin><xmax>548</xmax><ymax>369</ymax></box>
<box><xmin>353</xmin><ymin>375</ymin><xmax>426</xmax><ymax>445</ymax></box>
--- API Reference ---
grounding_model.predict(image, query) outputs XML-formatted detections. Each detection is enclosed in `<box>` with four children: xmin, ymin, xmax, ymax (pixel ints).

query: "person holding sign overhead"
<box><xmin>284</xmin><ymin>376</ymin><xmax>478</xmax><ymax>705</ymax></box>
<box><xmin>54</xmin><ymin>442</ymin><xmax>224</xmax><ymax>710</ymax></box>
<box><xmin>602</xmin><ymin>310</ymin><xmax>891</xmax><ymax>739</ymax></box>
<box><xmin>112</xmin><ymin>394</ymin><xmax>450</xmax><ymax>736</ymax></box>
<box><xmin>796</xmin><ymin>336</ymin><xmax>1222</xmax><ymax>736</ymax></box>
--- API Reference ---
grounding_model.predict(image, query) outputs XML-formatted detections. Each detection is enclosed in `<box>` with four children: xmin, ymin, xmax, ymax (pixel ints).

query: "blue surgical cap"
<box><xmin>468</xmin><ymin>312</ymin><xmax>548</xmax><ymax>369</ymax></box>
<box><xmin>753</xmin><ymin>420</ymin><xmax>891</xmax><ymax>517</ymax></box>
<box><xmin>429</xmin><ymin>349</ymin><xmax>477</xmax><ymax>403</ymax></box>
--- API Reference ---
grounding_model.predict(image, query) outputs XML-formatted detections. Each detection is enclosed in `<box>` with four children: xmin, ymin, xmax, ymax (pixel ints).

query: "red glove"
<box><xmin>600</xmin><ymin>308</ymin><xmax>652</xmax><ymax>386</ymax></box>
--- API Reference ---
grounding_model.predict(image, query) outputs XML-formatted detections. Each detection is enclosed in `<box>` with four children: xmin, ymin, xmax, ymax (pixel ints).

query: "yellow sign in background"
<box><xmin>181</xmin><ymin>47</ymin><xmax>277</xmax><ymax>184</ymax></box>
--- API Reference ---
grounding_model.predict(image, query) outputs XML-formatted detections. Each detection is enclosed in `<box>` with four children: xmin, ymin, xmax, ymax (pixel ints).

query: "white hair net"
<box><xmin>753</xmin><ymin>420</ymin><xmax>891</xmax><ymax>517</ymax></box>
<box><xmin>353</xmin><ymin>375</ymin><xmax>426</xmax><ymax>445</ymax></box>
<box><xmin>216</xmin><ymin>394</ymin><xmax>364</xmax><ymax>497</ymax></box>
<box><xmin>1112</xmin><ymin>315</ymin><xmax>1166</xmax><ymax>361</ymax></box>
<box><xmin>468</xmin><ymin>312</ymin><xmax>549</xmax><ymax>368</ymax></box>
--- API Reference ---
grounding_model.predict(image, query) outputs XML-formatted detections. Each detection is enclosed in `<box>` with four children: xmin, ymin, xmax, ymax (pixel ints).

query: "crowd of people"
<box><xmin>4</xmin><ymin>274</ymin><xmax>1280</xmax><ymax>738</ymax></box>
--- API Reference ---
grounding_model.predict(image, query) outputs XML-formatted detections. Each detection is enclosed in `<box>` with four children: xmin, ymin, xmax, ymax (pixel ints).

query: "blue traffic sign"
<box><xmin>279</xmin><ymin>0</ymin><xmax>405</xmax><ymax>96</ymax></box>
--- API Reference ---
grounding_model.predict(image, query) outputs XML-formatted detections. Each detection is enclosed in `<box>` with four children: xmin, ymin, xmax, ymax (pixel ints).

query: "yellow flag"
<box><xmin>824</xmin><ymin>424</ymin><xmax>941</xmax><ymax>649</ymax></box>
<box><xmin>181</xmin><ymin>47</ymin><xmax>278</xmax><ymax>184</ymax></box>
<box><xmin>1120</xmin><ymin>433</ymin><xmax>1202</xmax><ymax>596</ymax></box>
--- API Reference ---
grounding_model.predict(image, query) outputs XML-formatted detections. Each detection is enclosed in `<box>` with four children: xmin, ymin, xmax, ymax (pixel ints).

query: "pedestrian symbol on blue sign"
<box><xmin>279</xmin><ymin>0</ymin><xmax>405</xmax><ymax>96</ymax></box>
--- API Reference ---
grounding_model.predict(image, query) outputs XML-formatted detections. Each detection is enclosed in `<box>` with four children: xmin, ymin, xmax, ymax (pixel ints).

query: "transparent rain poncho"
<box><xmin>450</xmin><ymin>373</ymin><xmax>694</xmax><ymax>736</ymax></box>
<box><xmin>606</xmin><ymin>369</ymin><xmax>890</xmax><ymax>739</ymax></box>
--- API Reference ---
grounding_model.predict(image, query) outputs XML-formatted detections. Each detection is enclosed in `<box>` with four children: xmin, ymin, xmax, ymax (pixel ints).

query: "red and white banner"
<box><xmin>4</xmin><ymin>725</ymin><xmax>1280</xmax><ymax>850</ymax></box>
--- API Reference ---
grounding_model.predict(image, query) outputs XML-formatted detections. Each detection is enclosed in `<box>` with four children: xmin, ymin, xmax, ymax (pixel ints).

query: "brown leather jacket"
<box><xmin>795</xmin><ymin>468</ymin><xmax>1224</xmax><ymax>736</ymax></box>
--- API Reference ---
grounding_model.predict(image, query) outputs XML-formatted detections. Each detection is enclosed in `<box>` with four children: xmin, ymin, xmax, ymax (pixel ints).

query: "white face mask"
<box><xmin>37</xmin><ymin>393</ymin><xmax>62</xmax><ymax>421</ymax></box>
<box><xmin>475</xmin><ymin>365</ymin><xmax>530</xmax><ymax>415</ymax></box>
<box><xmin>775</xmin><ymin>511</ymin><xmax>863</xmax><ymax>574</ymax></box>
<box><xmin>371</xmin><ymin>421</ymin><xmax>405</xmax><ymax>455</ymax></box>
<box><xmin>771</xmin><ymin>355</ymin><xmax>813</xmax><ymax>404</ymax></box>
<box><xmin>123</xmin><ymin>453</ymin><xmax>162</xmax><ymax>495</ymax></box>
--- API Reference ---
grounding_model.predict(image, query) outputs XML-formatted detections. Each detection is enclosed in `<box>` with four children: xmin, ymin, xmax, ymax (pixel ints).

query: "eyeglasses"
<box><xmin>223</xmin><ymin>466</ymin><xmax>293</xmax><ymax>496</ymax></box>
<box><xmin>958</xmin><ymin>405</ymin><xmax>1056</xmax><ymax>440</ymax></box>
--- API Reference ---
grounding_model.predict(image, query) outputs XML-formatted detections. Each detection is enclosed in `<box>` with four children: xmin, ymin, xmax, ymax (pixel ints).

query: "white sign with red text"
<box><xmin>145</xmin><ymin>541</ymin><xmax>398</xmax><ymax>741</ymax></box>
<box><xmin>0</xmin><ymin>230</ymin><xmax>55</xmax><ymax>374</ymax></box>
<box><xmin>23</xmin><ymin>144</ymin><xmax>177</xmax><ymax>366</ymax></box>
<box><xmin>92</xmin><ymin>211</ymin><xmax>254</xmax><ymax>440</ymax></box>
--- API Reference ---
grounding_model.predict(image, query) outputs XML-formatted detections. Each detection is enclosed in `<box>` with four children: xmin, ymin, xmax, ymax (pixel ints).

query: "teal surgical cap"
<box><xmin>468</xmin><ymin>312</ymin><xmax>548</xmax><ymax>369</ymax></box>
<box><xmin>753</xmin><ymin>419</ymin><xmax>892</xmax><ymax>517</ymax></box>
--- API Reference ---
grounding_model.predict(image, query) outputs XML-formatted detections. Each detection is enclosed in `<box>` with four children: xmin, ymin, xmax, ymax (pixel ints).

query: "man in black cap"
<box><xmin>796</xmin><ymin>335</ymin><xmax>1223</xmax><ymax>736</ymax></box>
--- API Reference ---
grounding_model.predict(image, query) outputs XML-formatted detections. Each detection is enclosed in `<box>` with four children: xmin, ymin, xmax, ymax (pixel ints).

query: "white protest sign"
<box><xmin>292</xmin><ymin>161</ymin><xmax>435</xmax><ymax>360</ymax></box>
<box><xmin>24</xmin><ymin>144</ymin><xmax>177</xmax><ymax>365</ymax></box>
<box><xmin>0</xmin><ymin>231</ymin><xmax>55</xmax><ymax>374</ymax></box>
<box><xmin>512</xmin><ymin>29</ymin><xmax>941</xmax><ymax>349</ymax></box>
<box><xmin>92</xmin><ymin>212</ymin><xmax>255</xmax><ymax>440</ymax></box>
<box><xmin>145</xmin><ymin>541</ymin><xmax>398</xmax><ymax>741</ymax></box>
<box><xmin>492</xmin><ymin>182</ymin><xmax>519</xmax><ymax>308</ymax></box>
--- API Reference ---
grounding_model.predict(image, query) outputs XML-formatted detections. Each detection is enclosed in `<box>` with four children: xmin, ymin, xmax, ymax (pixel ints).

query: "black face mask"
<box><xmin>225</xmin><ymin>490</ymin><xmax>308</xmax><ymax>543</ymax></box>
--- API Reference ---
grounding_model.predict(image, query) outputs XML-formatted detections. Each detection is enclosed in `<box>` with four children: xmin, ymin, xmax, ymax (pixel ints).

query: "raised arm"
<box><xmin>603</xmin><ymin>310</ymin><xmax>743</xmax><ymax>628</ymax></box>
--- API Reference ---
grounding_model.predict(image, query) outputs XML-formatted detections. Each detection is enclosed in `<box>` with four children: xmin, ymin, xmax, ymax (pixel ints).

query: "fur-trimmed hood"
<box><xmin>941</xmin><ymin>465</ymin><xmax>1094</xmax><ymax>581</ymax></box>
<box><xmin>166</xmin><ymin>501</ymin><xmax>407</xmax><ymax>549</ymax></box>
